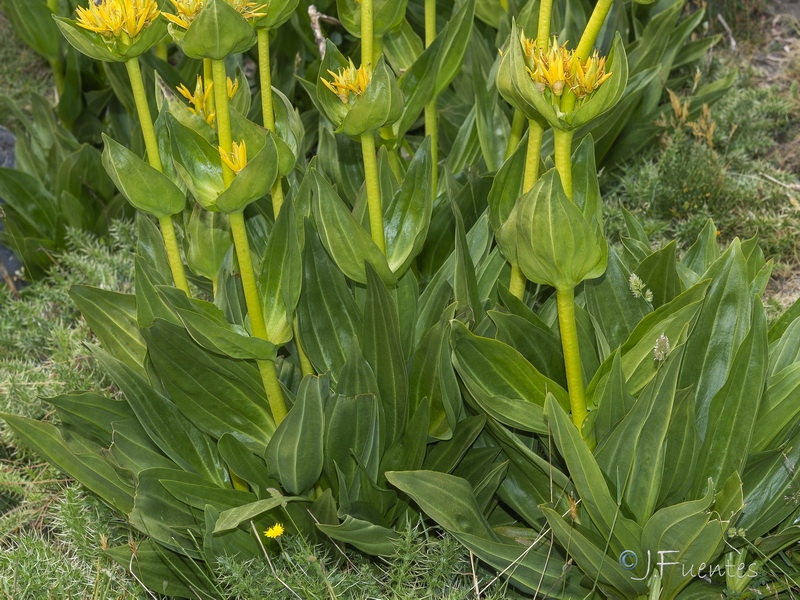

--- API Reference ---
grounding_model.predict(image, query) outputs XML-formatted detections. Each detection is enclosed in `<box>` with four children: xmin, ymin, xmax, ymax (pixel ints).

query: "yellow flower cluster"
<box><xmin>176</xmin><ymin>76</ymin><xmax>239</xmax><ymax>126</ymax></box>
<box><xmin>163</xmin><ymin>0</ymin><xmax>267</xmax><ymax>29</ymax></box>
<box><xmin>320</xmin><ymin>60</ymin><xmax>371</xmax><ymax>104</ymax></box>
<box><xmin>76</xmin><ymin>0</ymin><xmax>269</xmax><ymax>35</ymax></box>
<box><xmin>523</xmin><ymin>35</ymin><xmax>612</xmax><ymax>102</ymax></box>
<box><xmin>76</xmin><ymin>0</ymin><xmax>160</xmax><ymax>38</ymax></box>
<box><xmin>219</xmin><ymin>140</ymin><xmax>249</xmax><ymax>174</ymax></box>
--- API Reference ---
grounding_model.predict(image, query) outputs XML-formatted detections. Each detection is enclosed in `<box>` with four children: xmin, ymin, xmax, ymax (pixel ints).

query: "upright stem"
<box><xmin>505</xmin><ymin>110</ymin><xmax>526</xmax><ymax>160</ymax></box>
<box><xmin>425</xmin><ymin>0</ymin><xmax>438</xmax><ymax>194</ymax></box>
<box><xmin>124</xmin><ymin>58</ymin><xmax>190</xmax><ymax>295</ymax></box>
<box><xmin>257</xmin><ymin>29</ymin><xmax>313</xmax><ymax>377</ymax></box>
<box><xmin>361</xmin><ymin>132</ymin><xmax>386</xmax><ymax>254</ymax></box>
<box><xmin>230</xmin><ymin>212</ymin><xmax>288</xmax><ymax>423</ymax></box>
<box><xmin>575</xmin><ymin>0</ymin><xmax>615</xmax><ymax>60</ymax></box>
<box><xmin>537</xmin><ymin>0</ymin><xmax>554</xmax><ymax>45</ymax></box>
<box><xmin>203</xmin><ymin>59</ymin><xmax>215</xmax><ymax>114</ymax></box>
<box><xmin>557</xmin><ymin>287</ymin><xmax>587</xmax><ymax>433</ymax></box>
<box><xmin>256</xmin><ymin>29</ymin><xmax>286</xmax><ymax>216</ymax></box>
<box><xmin>257</xmin><ymin>30</ymin><xmax>275</xmax><ymax>131</ymax></box>
<box><xmin>553</xmin><ymin>128</ymin><xmax>574</xmax><ymax>199</ymax></box>
<box><xmin>212</xmin><ymin>58</ymin><xmax>288</xmax><ymax>424</ymax></box>
<box><xmin>508</xmin><ymin>120</ymin><xmax>544</xmax><ymax>301</ymax></box>
<box><xmin>523</xmin><ymin>120</ymin><xmax>543</xmax><ymax>193</ymax></box>
<box><xmin>361</xmin><ymin>0</ymin><xmax>374</xmax><ymax>70</ymax></box>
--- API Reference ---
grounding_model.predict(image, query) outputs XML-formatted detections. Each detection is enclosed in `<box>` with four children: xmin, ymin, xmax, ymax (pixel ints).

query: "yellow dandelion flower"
<box><xmin>264</xmin><ymin>523</ymin><xmax>285</xmax><ymax>539</ymax></box>
<box><xmin>219</xmin><ymin>140</ymin><xmax>249</xmax><ymax>174</ymax></box>
<box><xmin>76</xmin><ymin>0</ymin><xmax>160</xmax><ymax>38</ymax></box>
<box><xmin>320</xmin><ymin>60</ymin><xmax>371</xmax><ymax>104</ymax></box>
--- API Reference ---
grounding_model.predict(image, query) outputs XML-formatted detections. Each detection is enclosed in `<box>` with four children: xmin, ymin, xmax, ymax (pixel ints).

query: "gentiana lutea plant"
<box><xmin>3</xmin><ymin>1</ymin><xmax>800</xmax><ymax>599</ymax></box>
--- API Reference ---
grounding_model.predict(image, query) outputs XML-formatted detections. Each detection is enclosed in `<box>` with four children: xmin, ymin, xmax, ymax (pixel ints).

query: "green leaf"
<box><xmin>423</xmin><ymin>415</ymin><xmax>485</xmax><ymax>474</ymax></box>
<box><xmin>451</xmin><ymin>321</ymin><xmax>569</xmax><ymax>434</ymax></box>
<box><xmin>324</xmin><ymin>393</ymin><xmax>381</xmax><ymax>498</ymax></box>
<box><xmin>296</xmin><ymin>223</ymin><xmax>362</xmax><ymax>381</ymax></box>
<box><xmin>681</xmin><ymin>219</ymin><xmax>719</xmax><ymax>275</ymax></box>
<box><xmin>217</xmin><ymin>434</ymin><xmax>272</xmax><ymax>498</ymax></box>
<box><xmin>102</xmin><ymin>134</ymin><xmax>185</xmax><ymax>218</ymax></box>
<box><xmin>3</xmin><ymin>0</ymin><xmax>60</xmax><ymax>60</ymax></box>
<box><xmin>516</xmin><ymin>169</ymin><xmax>608</xmax><ymax>290</ymax></box>
<box><xmin>317</xmin><ymin>516</ymin><xmax>400</xmax><ymax>556</ymax></box>
<box><xmin>586</xmin><ymin>279</ymin><xmax>709</xmax><ymax>399</ymax></box>
<box><xmin>266</xmin><ymin>375</ymin><xmax>326</xmax><ymax>495</ymax></box>
<box><xmin>214</xmin><ymin>492</ymin><xmax>303</xmax><ymax>533</ymax></box>
<box><xmin>156</xmin><ymin>286</ymin><xmax>276</xmax><ymax>360</ymax></box>
<box><xmin>679</xmin><ymin>240</ymin><xmax>752</xmax><ymax>439</ymax></box>
<box><xmin>640</xmin><ymin>483</ymin><xmax>724</xmax><ymax>599</ymax></box>
<box><xmin>635</xmin><ymin>241</ymin><xmax>682</xmax><ymax>308</ymax></box>
<box><xmin>174</xmin><ymin>0</ymin><xmax>256</xmax><ymax>59</ymax></box>
<box><xmin>658</xmin><ymin>388</ymin><xmax>700</xmax><ymax>506</ymax></box>
<box><xmin>311</xmin><ymin>168</ymin><xmax>395</xmax><ymax>285</ymax></box>
<box><xmin>215</xmin><ymin>134</ymin><xmax>279</xmax><ymax>213</ymax></box>
<box><xmin>69</xmin><ymin>286</ymin><xmax>147</xmax><ymax>374</ymax></box>
<box><xmin>585</xmin><ymin>247</ymin><xmax>652</xmax><ymax>350</ymax></box>
<box><xmin>166</xmin><ymin>113</ymin><xmax>225</xmax><ymax>211</ymax></box>
<box><xmin>408</xmin><ymin>313</ymin><xmax>462</xmax><ymax>440</ymax></box>
<box><xmin>141</xmin><ymin>319</ymin><xmax>276</xmax><ymax>455</ymax></box>
<box><xmin>258</xmin><ymin>200</ymin><xmax>301</xmax><ymax>345</ymax></box>
<box><xmin>386</xmin><ymin>471</ymin><xmax>497</xmax><ymax>539</ymax></box>
<box><xmin>362</xmin><ymin>265</ymin><xmax>408</xmax><ymax>447</ymax></box>
<box><xmin>46</xmin><ymin>391</ymin><xmax>134</xmax><ymax>447</ymax></box>
<box><xmin>751</xmin><ymin>363</ymin><xmax>800</xmax><ymax>452</ymax></box>
<box><xmin>93</xmin><ymin>345</ymin><xmax>229</xmax><ymax>487</ymax></box>
<box><xmin>692</xmin><ymin>299</ymin><xmax>768</xmax><ymax>497</ymax></box>
<box><xmin>185</xmin><ymin>204</ymin><xmax>232</xmax><ymax>287</ymax></box>
<box><xmin>541</xmin><ymin>506</ymin><xmax>647</xmax><ymax>596</ymax></box>
<box><xmin>544</xmin><ymin>395</ymin><xmax>643</xmax><ymax>557</ymax></box>
<box><xmin>1</xmin><ymin>413</ymin><xmax>135</xmax><ymax>513</ymax></box>
<box><xmin>383</xmin><ymin>138</ymin><xmax>433</xmax><ymax>275</ymax></box>
<box><xmin>594</xmin><ymin>342</ymin><xmax>684</xmax><ymax>524</ymax></box>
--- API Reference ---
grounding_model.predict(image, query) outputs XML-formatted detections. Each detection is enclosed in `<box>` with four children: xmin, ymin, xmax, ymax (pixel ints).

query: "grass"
<box><xmin>602</xmin><ymin>62</ymin><xmax>800</xmax><ymax>286</ymax></box>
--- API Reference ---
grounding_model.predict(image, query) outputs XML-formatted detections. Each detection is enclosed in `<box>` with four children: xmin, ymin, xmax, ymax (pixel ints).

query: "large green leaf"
<box><xmin>1</xmin><ymin>413</ymin><xmax>134</xmax><ymax>513</ymax></box>
<box><xmin>296</xmin><ymin>223</ymin><xmax>362</xmax><ymax>381</ymax></box>
<box><xmin>141</xmin><ymin>319</ymin><xmax>276</xmax><ymax>455</ymax></box>
<box><xmin>265</xmin><ymin>375</ymin><xmax>326</xmax><ymax>495</ymax></box>
<box><xmin>679</xmin><ymin>240</ymin><xmax>751</xmax><ymax>440</ymax></box>
<box><xmin>69</xmin><ymin>286</ymin><xmax>146</xmax><ymax>374</ymax></box>
<box><xmin>451</xmin><ymin>322</ymin><xmax>569</xmax><ymax>433</ymax></box>
<box><xmin>543</xmin><ymin>396</ymin><xmax>643</xmax><ymax>557</ymax></box>
<box><xmin>362</xmin><ymin>265</ymin><xmax>408</xmax><ymax>447</ymax></box>
<box><xmin>317</xmin><ymin>516</ymin><xmax>399</xmax><ymax>556</ymax></box>
<box><xmin>93</xmin><ymin>346</ymin><xmax>229</xmax><ymax>487</ymax></box>
<box><xmin>691</xmin><ymin>299</ymin><xmax>767</xmax><ymax>497</ymax></box>
<box><xmin>751</xmin><ymin>363</ymin><xmax>800</xmax><ymax>452</ymax></box>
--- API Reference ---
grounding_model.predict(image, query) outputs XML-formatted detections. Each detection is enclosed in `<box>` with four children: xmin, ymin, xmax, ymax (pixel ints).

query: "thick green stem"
<box><xmin>214</xmin><ymin>59</ymin><xmax>288</xmax><ymax>424</ymax></box>
<box><xmin>203</xmin><ymin>59</ymin><xmax>215</xmax><ymax>114</ymax></box>
<box><xmin>508</xmin><ymin>120</ymin><xmax>544</xmax><ymax>301</ymax></box>
<box><xmin>575</xmin><ymin>0</ymin><xmax>615</xmax><ymax>60</ymax></box>
<box><xmin>361</xmin><ymin>132</ymin><xmax>386</xmax><ymax>253</ymax></box>
<box><xmin>424</xmin><ymin>0</ymin><xmax>438</xmax><ymax>196</ymax></box>
<box><xmin>125</xmin><ymin>59</ymin><xmax>190</xmax><ymax>295</ymax></box>
<box><xmin>257</xmin><ymin>29</ymin><xmax>275</xmax><ymax>131</ymax></box>
<box><xmin>557</xmin><ymin>287</ymin><xmax>587</xmax><ymax>433</ymax></box>
<box><xmin>537</xmin><ymin>0</ymin><xmax>554</xmax><ymax>45</ymax></box>
<box><xmin>523</xmin><ymin>120</ymin><xmax>543</xmax><ymax>193</ymax></box>
<box><xmin>361</xmin><ymin>0</ymin><xmax>374</xmax><ymax>70</ymax></box>
<box><xmin>125</xmin><ymin>59</ymin><xmax>162</xmax><ymax>172</ymax></box>
<box><xmin>158</xmin><ymin>216</ymin><xmax>191</xmax><ymax>294</ymax></box>
<box><xmin>504</xmin><ymin>110</ymin><xmax>526</xmax><ymax>159</ymax></box>
<box><xmin>257</xmin><ymin>28</ymin><xmax>312</xmax><ymax>376</ymax></box>
<box><xmin>553</xmin><ymin>128</ymin><xmax>574</xmax><ymax>200</ymax></box>
<box><xmin>230</xmin><ymin>212</ymin><xmax>288</xmax><ymax>424</ymax></box>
